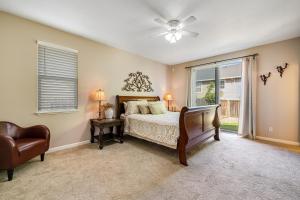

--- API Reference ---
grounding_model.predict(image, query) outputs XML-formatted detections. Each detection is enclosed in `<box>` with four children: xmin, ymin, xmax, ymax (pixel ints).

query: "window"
<box><xmin>195</xmin><ymin>81</ymin><xmax>202</xmax><ymax>92</ymax></box>
<box><xmin>37</xmin><ymin>41</ymin><xmax>78</xmax><ymax>113</ymax></box>
<box><xmin>189</xmin><ymin>59</ymin><xmax>242</xmax><ymax>107</ymax></box>
<box><xmin>190</xmin><ymin>66</ymin><xmax>216</xmax><ymax>106</ymax></box>
<box><xmin>189</xmin><ymin>59</ymin><xmax>242</xmax><ymax>132</ymax></box>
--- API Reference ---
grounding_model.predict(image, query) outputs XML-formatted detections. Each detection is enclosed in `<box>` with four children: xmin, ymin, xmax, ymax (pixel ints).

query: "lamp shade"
<box><xmin>165</xmin><ymin>94</ymin><xmax>173</xmax><ymax>101</ymax></box>
<box><xmin>95</xmin><ymin>89</ymin><xmax>105</xmax><ymax>101</ymax></box>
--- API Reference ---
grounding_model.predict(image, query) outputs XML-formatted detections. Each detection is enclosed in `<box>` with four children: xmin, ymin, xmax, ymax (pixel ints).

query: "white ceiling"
<box><xmin>0</xmin><ymin>0</ymin><xmax>300</xmax><ymax>65</ymax></box>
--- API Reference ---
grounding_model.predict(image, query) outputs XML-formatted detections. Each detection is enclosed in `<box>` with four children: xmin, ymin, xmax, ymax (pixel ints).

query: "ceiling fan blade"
<box><xmin>150</xmin><ymin>31</ymin><xmax>169</xmax><ymax>38</ymax></box>
<box><xmin>182</xmin><ymin>30</ymin><xmax>199</xmax><ymax>38</ymax></box>
<box><xmin>154</xmin><ymin>18</ymin><xmax>168</xmax><ymax>25</ymax></box>
<box><xmin>156</xmin><ymin>32</ymin><xmax>169</xmax><ymax>36</ymax></box>
<box><xmin>183</xmin><ymin>16</ymin><xmax>197</xmax><ymax>25</ymax></box>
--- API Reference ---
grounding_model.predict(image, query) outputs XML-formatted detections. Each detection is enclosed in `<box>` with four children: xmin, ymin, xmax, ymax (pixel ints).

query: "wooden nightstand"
<box><xmin>90</xmin><ymin>118</ymin><xmax>124</xmax><ymax>149</ymax></box>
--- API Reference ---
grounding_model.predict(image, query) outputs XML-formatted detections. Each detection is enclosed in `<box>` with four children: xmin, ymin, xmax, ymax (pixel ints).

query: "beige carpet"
<box><xmin>1</xmin><ymin>133</ymin><xmax>300</xmax><ymax>200</ymax></box>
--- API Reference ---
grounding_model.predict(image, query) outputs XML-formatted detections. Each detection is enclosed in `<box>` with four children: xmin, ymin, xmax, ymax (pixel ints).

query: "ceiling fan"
<box><xmin>154</xmin><ymin>16</ymin><xmax>199</xmax><ymax>44</ymax></box>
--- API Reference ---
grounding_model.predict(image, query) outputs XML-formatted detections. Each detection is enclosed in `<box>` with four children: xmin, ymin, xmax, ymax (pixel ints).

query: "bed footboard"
<box><xmin>178</xmin><ymin>105</ymin><xmax>220</xmax><ymax>166</ymax></box>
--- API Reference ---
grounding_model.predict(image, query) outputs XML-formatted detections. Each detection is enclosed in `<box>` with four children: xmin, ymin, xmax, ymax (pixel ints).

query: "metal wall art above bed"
<box><xmin>122</xmin><ymin>71</ymin><xmax>154</xmax><ymax>92</ymax></box>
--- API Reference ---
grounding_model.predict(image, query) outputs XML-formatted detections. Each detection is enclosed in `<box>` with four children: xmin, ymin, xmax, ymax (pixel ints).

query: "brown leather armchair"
<box><xmin>0</xmin><ymin>121</ymin><xmax>50</xmax><ymax>181</ymax></box>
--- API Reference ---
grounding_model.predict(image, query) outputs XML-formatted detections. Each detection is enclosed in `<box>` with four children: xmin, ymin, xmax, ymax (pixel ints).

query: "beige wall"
<box><xmin>170</xmin><ymin>38</ymin><xmax>300</xmax><ymax>143</ymax></box>
<box><xmin>0</xmin><ymin>12</ymin><xmax>169</xmax><ymax>148</ymax></box>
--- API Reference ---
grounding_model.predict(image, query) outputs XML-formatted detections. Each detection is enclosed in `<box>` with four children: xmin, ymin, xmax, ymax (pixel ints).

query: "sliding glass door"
<box><xmin>190</xmin><ymin>59</ymin><xmax>242</xmax><ymax>132</ymax></box>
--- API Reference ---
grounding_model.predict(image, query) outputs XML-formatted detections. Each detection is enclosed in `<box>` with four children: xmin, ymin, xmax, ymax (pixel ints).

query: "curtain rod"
<box><xmin>185</xmin><ymin>53</ymin><xmax>258</xmax><ymax>69</ymax></box>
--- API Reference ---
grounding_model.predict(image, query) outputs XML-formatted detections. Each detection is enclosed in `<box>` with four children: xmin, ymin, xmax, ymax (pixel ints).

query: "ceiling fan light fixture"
<box><xmin>175</xmin><ymin>31</ymin><xmax>182</xmax><ymax>40</ymax></box>
<box><xmin>170</xmin><ymin>35</ymin><xmax>176</xmax><ymax>43</ymax></box>
<box><xmin>154</xmin><ymin>16</ymin><xmax>199</xmax><ymax>44</ymax></box>
<box><xmin>165</xmin><ymin>33</ymin><xmax>172</xmax><ymax>41</ymax></box>
<box><xmin>164</xmin><ymin>31</ymin><xmax>181</xmax><ymax>43</ymax></box>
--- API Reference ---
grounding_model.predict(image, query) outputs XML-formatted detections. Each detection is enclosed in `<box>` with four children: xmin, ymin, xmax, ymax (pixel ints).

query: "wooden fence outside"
<box><xmin>220</xmin><ymin>100</ymin><xmax>240</xmax><ymax>118</ymax></box>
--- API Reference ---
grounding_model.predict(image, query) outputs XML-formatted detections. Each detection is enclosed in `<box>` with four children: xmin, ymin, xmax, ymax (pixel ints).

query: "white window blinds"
<box><xmin>37</xmin><ymin>41</ymin><xmax>78</xmax><ymax>113</ymax></box>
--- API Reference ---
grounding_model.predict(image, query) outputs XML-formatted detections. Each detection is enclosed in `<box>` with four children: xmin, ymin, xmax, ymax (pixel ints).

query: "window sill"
<box><xmin>35</xmin><ymin>109</ymin><xmax>79</xmax><ymax>115</ymax></box>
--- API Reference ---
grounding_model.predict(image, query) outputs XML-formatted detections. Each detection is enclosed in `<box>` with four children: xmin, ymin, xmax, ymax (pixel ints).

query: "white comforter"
<box><xmin>123</xmin><ymin>112</ymin><xmax>180</xmax><ymax>149</ymax></box>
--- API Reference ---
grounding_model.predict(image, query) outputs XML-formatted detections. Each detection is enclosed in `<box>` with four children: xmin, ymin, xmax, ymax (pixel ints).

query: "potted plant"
<box><xmin>103</xmin><ymin>103</ymin><xmax>114</xmax><ymax>119</ymax></box>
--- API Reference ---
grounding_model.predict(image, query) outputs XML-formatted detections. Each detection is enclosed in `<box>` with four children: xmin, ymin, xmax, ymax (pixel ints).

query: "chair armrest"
<box><xmin>0</xmin><ymin>135</ymin><xmax>19</xmax><ymax>169</ymax></box>
<box><xmin>20</xmin><ymin>125</ymin><xmax>50</xmax><ymax>141</ymax></box>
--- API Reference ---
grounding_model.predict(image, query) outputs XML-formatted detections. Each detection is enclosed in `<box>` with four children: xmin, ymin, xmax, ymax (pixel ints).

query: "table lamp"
<box><xmin>95</xmin><ymin>89</ymin><xmax>105</xmax><ymax>119</ymax></box>
<box><xmin>165</xmin><ymin>93</ymin><xmax>173</xmax><ymax>111</ymax></box>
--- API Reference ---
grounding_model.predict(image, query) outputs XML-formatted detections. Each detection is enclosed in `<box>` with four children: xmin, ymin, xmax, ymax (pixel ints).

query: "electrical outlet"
<box><xmin>268</xmin><ymin>127</ymin><xmax>273</xmax><ymax>136</ymax></box>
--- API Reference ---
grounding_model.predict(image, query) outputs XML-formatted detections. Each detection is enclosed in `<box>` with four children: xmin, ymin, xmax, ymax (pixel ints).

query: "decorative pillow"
<box><xmin>138</xmin><ymin>105</ymin><xmax>151</xmax><ymax>114</ymax></box>
<box><xmin>148</xmin><ymin>101</ymin><xmax>167</xmax><ymax>114</ymax></box>
<box><xmin>148</xmin><ymin>101</ymin><xmax>167</xmax><ymax>108</ymax></box>
<box><xmin>125</xmin><ymin>100</ymin><xmax>148</xmax><ymax>115</ymax></box>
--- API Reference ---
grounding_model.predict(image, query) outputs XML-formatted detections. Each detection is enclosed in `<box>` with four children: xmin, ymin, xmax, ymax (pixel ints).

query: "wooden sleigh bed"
<box><xmin>116</xmin><ymin>95</ymin><xmax>221</xmax><ymax>166</ymax></box>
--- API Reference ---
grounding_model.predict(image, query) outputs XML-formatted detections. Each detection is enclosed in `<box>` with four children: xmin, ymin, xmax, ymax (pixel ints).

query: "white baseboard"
<box><xmin>47</xmin><ymin>140</ymin><xmax>90</xmax><ymax>153</ymax></box>
<box><xmin>256</xmin><ymin>136</ymin><xmax>300</xmax><ymax>146</ymax></box>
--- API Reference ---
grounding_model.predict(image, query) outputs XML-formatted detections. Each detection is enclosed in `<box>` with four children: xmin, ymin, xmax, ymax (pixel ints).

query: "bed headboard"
<box><xmin>116</xmin><ymin>95</ymin><xmax>160</xmax><ymax>119</ymax></box>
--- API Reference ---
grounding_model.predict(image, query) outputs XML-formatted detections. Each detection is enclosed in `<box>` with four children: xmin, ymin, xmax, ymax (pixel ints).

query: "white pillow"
<box><xmin>148</xmin><ymin>101</ymin><xmax>167</xmax><ymax>114</ymax></box>
<box><xmin>125</xmin><ymin>100</ymin><xmax>148</xmax><ymax>115</ymax></box>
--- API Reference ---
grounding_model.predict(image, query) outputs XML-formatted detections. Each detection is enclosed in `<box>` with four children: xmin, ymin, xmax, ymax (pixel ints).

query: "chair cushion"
<box><xmin>15</xmin><ymin>138</ymin><xmax>47</xmax><ymax>158</ymax></box>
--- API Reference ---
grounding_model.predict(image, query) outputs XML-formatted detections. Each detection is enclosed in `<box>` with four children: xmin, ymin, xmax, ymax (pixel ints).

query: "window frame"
<box><xmin>36</xmin><ymin>41</ymin><xmax>79</xmax><ymax>114</ymax></box>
